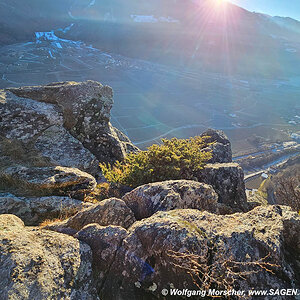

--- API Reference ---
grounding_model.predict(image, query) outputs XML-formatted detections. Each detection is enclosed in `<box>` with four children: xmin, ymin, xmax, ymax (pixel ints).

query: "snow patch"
<box><xmin>289</xmin><ymin>120</ymin><xmax>297</xmax><ymax>125</ymax></box>
<box><xmin>88</xmin><ymin>0</ymin><xmax>95</xmax><ymax>7</ymax></box>
<box><xmin>286</xmin><ymin>48</ymin><xmax>297</xmax><ymax>53</ymax></box>
<box><xmin>130</xmin><ymin>15</ymin><xmax>179</xmax><ymax>23</ymax></box>
<box><xmin>53</xmin><ymin>42</ymin><xmax>62</xmax><ymax>49</ymax></box>
<box><xmin>158</xmin><ymin>16</ymin><xmax>179</xmax><ymax>23</ymax></box>
<box><xmin>291</xmin><ymin>133</ymin><xmax>300</xmax><ymax>141</ymax></box>
<box><xmin>131</xmin><ymin>15</ymin><xmax>158</xmax><ymax>23</ymax></box>
<box><xmin>35</xmin><ymin>31</ymin><xmax>83</xmax><ymax>49</ymax></box>
<box><xmin>48</xmin><ymin>50</ymin><xmax>54</xmax><ymax>58</ymax></box>
<box><xmin>61</xmin><ymin>23</ymin><xmax>74</xmax><ymax>34</ymax></box>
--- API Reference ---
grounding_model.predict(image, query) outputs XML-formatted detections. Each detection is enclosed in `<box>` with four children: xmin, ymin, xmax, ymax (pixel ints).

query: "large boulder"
<box><xmin>6</xmin><ymin>80</ymin><xmax>138</xmax><ymax>164</ymax></box>
<box><xmin>0</xmin><ymin>165</ymin><xmax>97</xmax><ymax>200</ymax></box>
<box><xmin>100</xmin><ymin>205</ymin><xmax>300</xmax><ymax>300</ymax></box>
<box><xmin>0</xmin><ymin>89</ymin><xmax>98</xmax><ymax>175</ymax></box>
<box><xmin>0</xmin><ymin>193</ymin><xmax>91</xmax><ymax>226</ymax></box>
<box><xmin>0</xmin><ymin>214</ymin><xmax>99</xmax><ymax>300</ymax></box>
<box><xmin>201</xmin><ymin>128</ymin><xmax>232</xmax><ymax>163</ymax></box>
<box><xmin>197</xmin><ymin>163</ymin><xmax>248</xmax><ymax>212</ymax></box>
<box><xmin>122</xmin><ymin>180</ymin><xmax>219</xmax><ymax>220</ymax></box>
<box><xmin>45</xmin><ymin>198</ymin><xmax>136</xmax><ymax>234</ymax></box>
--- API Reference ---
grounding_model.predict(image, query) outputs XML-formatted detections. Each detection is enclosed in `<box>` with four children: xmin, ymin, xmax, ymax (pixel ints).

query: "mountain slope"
<box><xmin>1</xmin><ymin>0</ymin><xmax>300</xmax><ymax>76</ymax></box>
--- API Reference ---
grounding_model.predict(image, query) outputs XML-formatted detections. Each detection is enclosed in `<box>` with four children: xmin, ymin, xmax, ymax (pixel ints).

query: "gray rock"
<box><xmin>75</xmin><ymin>224</ymin><xmax>128</xmax><ymax>286</ymax></box>
<box><xmin>197</xmin><ymin>163</ymin><xmax>248</xmax><ymax>212</ymax></box>
<box><xmin>101</xmin><ymin>205</ymin><xmax>300</xmax><ymax>300</ymax></box>
<box><xmin>7</xmin><ymin>80</ymin><xmax>139</xmax><ymax>164</ymax></box>
<box><xmin>0</xmin><ymin>193</ymin><xmax>91</xmax><ymax>225</ymax></box>
<box><xmin>1</xmin><ymin>165</ymin><xmax>97</xmax><ymax>200</ymax></box>
<box><xmin>34</xmin><ymin>125</ymin><xmax>99</xmax><ymax>175</ymax></box>
<box><xmin>0</xmin><ymin>81</ymin><xmax>139</xmax><ymax>179</ymax></box>
<box><xmin>0</xmin><ymin>90</ymin><xmax>63</xmax><ymax>142</ymax></box>
<box><xmin>45</xmin><ymin>198</ymin><xmax>136</xmax><ymax>233</ymax></box>
<box><xmin>0</xmin><ymin>214</ymin><xmax>99</xmax><ymax>300</ymax></box>
<box><xmin>122</xmin><ymin>180</ymin><xmax>219</xmax><ymax>220</ymax></box>
<box><xmin>201</xmin><ymin>128</ymin><xmax>232</xmax><ymax>163</ymax></box>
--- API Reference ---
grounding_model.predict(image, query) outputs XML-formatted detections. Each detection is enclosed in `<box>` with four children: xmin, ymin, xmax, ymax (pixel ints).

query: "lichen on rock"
<box><xmin>122</xmin><ymin>179</ymin><xmax>219</xmax><ymax>219</ymax></box>
<box><xmin>0</xmin><ymin>214</ymin><xmax>99</xmax><ymax>300</ymax></box>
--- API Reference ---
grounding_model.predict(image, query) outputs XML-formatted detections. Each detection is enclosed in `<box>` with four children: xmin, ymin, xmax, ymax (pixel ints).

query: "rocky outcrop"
<box><xmin>45</xmin><ymin>198</ymin><xmax>136</xmax><ymax>234</ymax></box>
<box><xmin>0</xmin><ymin>80</ymin><xmax>138</xmax><ymax>225</ymax></box>
<box><xmin>0</xmin><ymin>193</ymin><xmax>91</xmax><ymax>226</ymax></box>
<box><xmin>122</xmin><ymin>180</ymin><xmax>219</xmax><ymax>220</ymax></box>
<box><xmin>195</xmin><ymin>130</ymin><xmax>248</xmax><ymax>213</ymax></box>
<box><xmin>100</xmin><ymin>205</ymin><xmax>300</xmax><ymax>300</ymax></box>
<box><xmin>197</xmin><ymin>163</ymin><xmax>247</xmax><ymax>212</ymax></box>
<box><xmin>4</xmin><ymin>81</ymin><xmax>138</xmax><ymax>167</ymax></box>
<box><xmin>0</xmin><ymin>89</ymin><xmax>98</xmax><ymax>175</ymax></box>
<box><xmin>0</xmin><ymin>165</ymin><xmax>97</xmax><ymax>200</ymax></box>
<box><xmin>201</xmin><ymin>128</ymin><xmax>232</xmax><ymax>163</ymax></box>
<box><xmin>0</xmin><ymin>214</ymin><xmax>99</xmax><ymax>300</ymax></box>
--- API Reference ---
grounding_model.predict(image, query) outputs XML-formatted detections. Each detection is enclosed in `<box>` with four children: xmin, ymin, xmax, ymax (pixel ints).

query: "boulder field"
<box><xmin>1</xmin><ymin>206</ymin><xmax>299</xmax><ymax>299</ymax></box>
<box><xmin>0</xmin><ymin>81</ymin><xmax>298</xmax><ymax>299</ymax></box>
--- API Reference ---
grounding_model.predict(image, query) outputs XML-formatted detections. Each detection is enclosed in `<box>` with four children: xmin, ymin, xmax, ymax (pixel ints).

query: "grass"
<box><xmin>39</xmin><ymin>206</ymin><xmax>79</xmax><ymax>228</ymax></box>
<box><xmin>0</xmin><ymin>137</ymin><xmax>51</xmax><ymax>170</ymax></box>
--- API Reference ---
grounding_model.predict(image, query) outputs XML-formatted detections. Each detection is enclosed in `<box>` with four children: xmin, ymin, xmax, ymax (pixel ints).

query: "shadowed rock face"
<box><xmin>75</xmin><ymin>223</ymin><xmax>128</xmax><ymax>290</ymax></box>
<box><xmin>0</xmin><ymin>214</ymin><xmax>99</xmax><ymax>300</ymax></box>
<box><xmin>200</xmin><ymin>128</ymin><xmax>232</xmax><ymax>164</ymax></box>
<box><xmin>197</xmin><ymin>163</ymin><xmax>248</xmax><ymax>213</ymax></box>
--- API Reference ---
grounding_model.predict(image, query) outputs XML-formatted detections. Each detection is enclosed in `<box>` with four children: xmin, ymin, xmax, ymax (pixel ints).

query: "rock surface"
<box><xmin>75</xmin><ymin>224</ymin><xmax>128</xmax><ymax>289</ymax></box>
<box><xmin>197</xmin><ymin>163</ymin><xmax>248</xmax><ymax>212</ymax></box>
<box><xmin>0</xmin><ymin>89</ymin><xmax>98</xmax><ymax>175</ymax></box>
<box><xmin>1</xmin><ymin>165</ymin><xmax>97</xmax><ymax>199</ymax></box>
<box><xmin>100</xmin><ymin>205</ymin><xmax>300</xmax><ymax>300</ymax></box>
<box><xmin>5</xmin><ymin>80</ymin><xmax>138</xmax><ymax>165</ymax></box>
<box><xmin>201</xmin><ymin>128</ymin><xmax>232</xmax><ymax>163</ymax></box>
<box><xmin>0</xmin><ymin>214</ymin><xmax>99</xmax><ymax>300</ymax></box>
<box><xmin>0</xmin><ymin>193</ymin><xmax>91</xmax><ymax>226</ymax></box>
<box><xmin>122</xmin><ymin>180</ymin><xmax>219</xmax><ymax>220</ymax></box>
<box><xmin>34</xmin><ymin>125</ymin><xmax>99</xmax><ymax>175</ymax></box>
<box><xmin>45</xmin><ymin>198</ymin><xmax>136</xmax><ymax>234</ymax></box>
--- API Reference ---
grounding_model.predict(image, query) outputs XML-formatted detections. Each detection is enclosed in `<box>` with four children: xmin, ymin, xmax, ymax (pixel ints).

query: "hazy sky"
<box><xmin>229</xmin><ymin>0</ymin><xmax>300</xmax><ymax>21</ymax></box>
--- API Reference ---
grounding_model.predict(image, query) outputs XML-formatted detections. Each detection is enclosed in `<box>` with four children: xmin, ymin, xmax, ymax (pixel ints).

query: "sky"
<box><xmin>229</xmin><ymin>0</ymin><xmax>300</xmax><ymax>21</ymax></box>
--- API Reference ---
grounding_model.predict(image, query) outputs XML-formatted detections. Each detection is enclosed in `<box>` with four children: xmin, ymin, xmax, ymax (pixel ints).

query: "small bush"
<box><xmin>100</xmin><ymin>136</ymin><xmax>212</xmax><ymax>188</ymax></box>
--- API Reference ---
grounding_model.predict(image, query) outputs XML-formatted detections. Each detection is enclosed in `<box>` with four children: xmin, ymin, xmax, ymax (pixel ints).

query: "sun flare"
<box><xmin>215</xmin><ymin>0</ymin><xmax>227</xmax><ymax>5</ymax></box>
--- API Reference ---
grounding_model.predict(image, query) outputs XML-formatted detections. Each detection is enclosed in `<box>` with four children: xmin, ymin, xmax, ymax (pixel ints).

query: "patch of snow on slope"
<box><xmin>88</xmin><ymin>0</ymin><xmax>95</xmax><ymax>7</ymax></box>
<box><xmin>131</xmin><ymin>15</ymin><xmax>158</xmax><ymax>23</ymax></box>
<box><xmin>286</xmin><ymin>48</ymin><xmax>297</xmax><ymax>53</ymax></box>
<box><xmin>35</xmin><ymin>31</ymin><xmax>82</xmax><ymax>48</ymax></box>
<box><xmin>61</xmin><ymin>23</ymin><xmax>74</xmax><ymax>33</ymax></box>
<box><xmin>159</xmin><ymin>16</ymin><xmax>179</xmax><ymax>23</ymax></box>
<box><xmin>130</xmin><ymin>15</ymin><xmax>179</xmax><ymax>23</ymax></box>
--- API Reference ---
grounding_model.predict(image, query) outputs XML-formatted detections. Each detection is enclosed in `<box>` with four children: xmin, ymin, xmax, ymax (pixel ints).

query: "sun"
<box><xmin>215</xmin><ymin>0</ymin><xmax>227</xmax><ymax>4</ymax></box>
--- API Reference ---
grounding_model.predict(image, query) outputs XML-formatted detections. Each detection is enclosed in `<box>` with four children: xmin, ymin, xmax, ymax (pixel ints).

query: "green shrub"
<box><xmin>100</xmin><ymin>136</ymin><xmax>212</xmax><ymax>188</ymax></box>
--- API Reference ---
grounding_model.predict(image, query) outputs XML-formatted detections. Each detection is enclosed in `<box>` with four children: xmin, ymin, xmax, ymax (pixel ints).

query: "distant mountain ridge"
<box><xmin>1</xmin><ymin>0</ymin><xmax>300</xmax><ymax>76</ymax></box>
